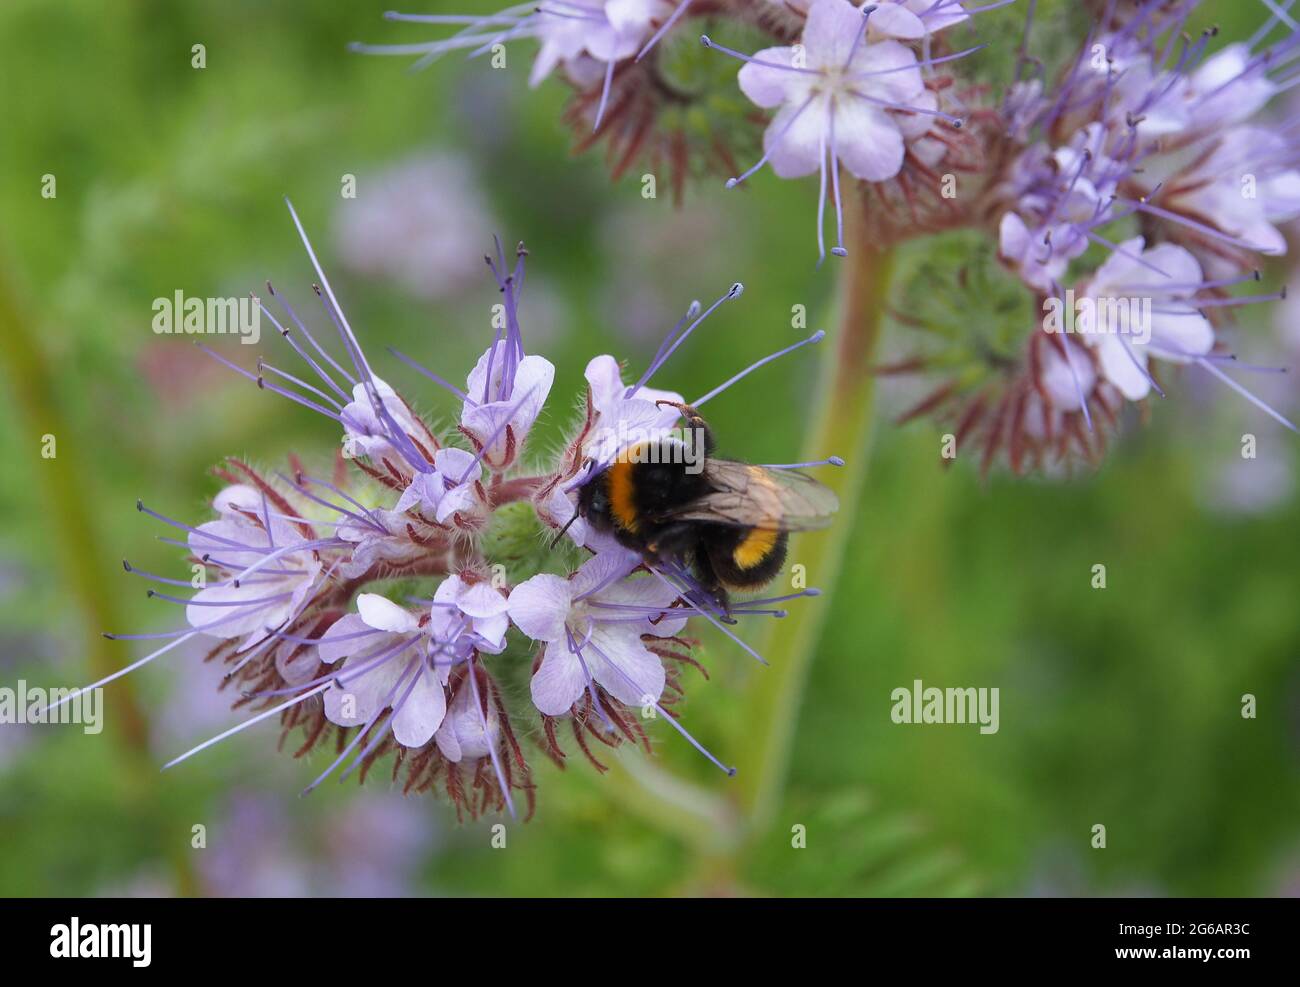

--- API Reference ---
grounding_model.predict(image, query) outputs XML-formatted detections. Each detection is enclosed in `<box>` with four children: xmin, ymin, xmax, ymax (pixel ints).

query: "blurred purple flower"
<box><xmin>333</xmin><ymin>153</ymin><xmax>498</xmax><ymax>301</ymax></box>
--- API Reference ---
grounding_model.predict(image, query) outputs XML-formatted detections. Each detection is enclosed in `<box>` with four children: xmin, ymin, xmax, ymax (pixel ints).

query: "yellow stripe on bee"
<box><xmin>607</xmin><ymin>457</ymin><xmax>640</xmax><ymax>533</ymax></box>
<box><xmin>733</xmin><ymin>525</ymin><xmax>779</xmax><ymax>570</ymax></box>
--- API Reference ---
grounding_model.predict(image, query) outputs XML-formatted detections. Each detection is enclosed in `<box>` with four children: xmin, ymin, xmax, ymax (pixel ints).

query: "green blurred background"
<box><xmin>0</xmin><ymin>0</ymin><xmax>1296</xmax><ymax>897</ymax></box>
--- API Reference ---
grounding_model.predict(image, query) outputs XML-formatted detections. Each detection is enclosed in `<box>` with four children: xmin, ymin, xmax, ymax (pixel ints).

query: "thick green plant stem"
<box><xmin>0</xmin><ymin>259</ymin><xmax>199</xmax><ymax>896</ymax></box>
<box><xmin>732</xmin><ymin>192</ymin><xmax>894</xmax><ymax>838</ymax></box>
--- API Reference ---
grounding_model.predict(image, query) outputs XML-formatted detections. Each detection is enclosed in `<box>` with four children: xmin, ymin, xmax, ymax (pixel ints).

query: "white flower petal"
<box><xmin>436</xmin><ymin>678</ymin><xmax>501</xmax><ymax>761</ymax></box>
<box><xmin>804</xmin><ymin>0</ymin><xmax>870</xmax><ymax>67</ymax></box>
<box><xmin>1096</xmin><ymin>334</ymin><xmax>1151</xmax><ymax>401</ymax></box>
<box><xmin>1151</xmin><ymin>311</ymin><xmax>1214</xmax><ymax>361</ymax></box>
<box><xmin>867</xmin><ymin>4</ymin><xmax>925</xmax><ymax>40</ymax></box>
<box><xmin>433</xmin><ymin>447</ymin><xmax>479</xmax><ymax>482</ymax></box>
<box><xmin>738</xmin><ymin>46</ymin><xmax>809</xmax><ymax>108</ymax></box>
<box><xmin>357</xmin><ymin>593</ymin><xmax>421</xmax><ymax>634</ymax></box>
<box><xmin>390</xmin><ymin>666</ymin><xmax>447</xmax><ymax>748</ymax></box>
<box><xmin>529</xmin><ymin>640</ymin><xmax>588</xmax><ymax>716</ymax></box>
<box><xmin>507</xmin><ymin>574</ymin><xmax>572</xmax><ymax>642</ymax></box>
<box><xmin>850</xmin><ymin>39</ymin><xmax>924</xmax><ymax>102</ymax></box>
<box><xmin>764</xmin><ymin>99</ymin><xmax>826</xmax><ymax>179</ymax></box>
<box><xmin>571</xmin><ymin>549</ymin><xmax>641</xmax><ymax>600</ymax></box>
<box><xmin>834</xmin><ymin>99</ymin><xmax>906</xmax><ymax>182</ymax></box>
<box><xmin>185</xmin><ymin>582</ymin><xmax>278</xmax><ymax>639</ymax></box>
<box><xmin>433</xmin><ymin>483</ymin><xmax>477</xmax><ymax>524</ymax></box>
<box><xmin>586</xmin><ymin>626</ymin><xmax>666</xmax><ymax>708</ymax></box>
<box><xmin>212</xmin><ymin>484</ymin><xmax>262</xmax><ymax>516</ymax></box>
<box><xmin>324</xmin><ymin>657</ymin><xmax>404</xmax><ymax>728</ymax></box>
<box><xmin>317</xmin><ymin>613</ymin><xmax>381</xmax><ymax>664</ymax></box>
<box><xmin>457</xmin><ymin>580</ymin><xmax>510</xmax><ymax>619</ymax></box>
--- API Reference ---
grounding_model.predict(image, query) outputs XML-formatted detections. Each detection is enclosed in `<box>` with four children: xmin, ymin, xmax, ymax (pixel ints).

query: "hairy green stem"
<box><xmin>731</xmin><ymin>192</ymin><xmax>895</xmax><ymax>838</ymax></box>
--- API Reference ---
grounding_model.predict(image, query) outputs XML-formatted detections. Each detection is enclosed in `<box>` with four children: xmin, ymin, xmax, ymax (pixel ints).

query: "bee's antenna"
<box><xmin>549</xmin><ymin>507</ymin><xmax>581</xmax><ymax>549</ymax></box>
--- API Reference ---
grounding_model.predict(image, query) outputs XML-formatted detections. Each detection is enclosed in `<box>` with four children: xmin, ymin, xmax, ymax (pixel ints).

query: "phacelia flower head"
<box><xmin>59</xmin><ymin>198</ymin><xmax>835</xmax><ymax>821</ymax></box>
<box><xmin>882</xmin><ymin>0</ymin><xmax>1299</xmax><ymax>473</ymax></box>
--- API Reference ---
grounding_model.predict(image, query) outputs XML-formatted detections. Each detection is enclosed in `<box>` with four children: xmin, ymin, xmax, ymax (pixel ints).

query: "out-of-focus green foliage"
<box><xmin>0</xmin><ymin>0</ymin><xmax>1295</xmax><ymax>897</ymax></box>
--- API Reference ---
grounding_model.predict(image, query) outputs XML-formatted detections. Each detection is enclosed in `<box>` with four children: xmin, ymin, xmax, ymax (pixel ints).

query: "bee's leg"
<box><xmin>691</xmin><ymin>542</ymin><xmax>735</xmax><ymax>623</ymax></box>
<box><xmin>654</xmin><ymin>400</ymin><xmax>715</xmax><ymax>456</ymax></box>
<box><xmin>644</xmin><ymin>523</ymin><xmax>700</xmax><ymax>566</ymax></box>
<box><xmin>644</xmin><ymin>524</ymin><xmax>732</xmax><ymax>619</ymax></box>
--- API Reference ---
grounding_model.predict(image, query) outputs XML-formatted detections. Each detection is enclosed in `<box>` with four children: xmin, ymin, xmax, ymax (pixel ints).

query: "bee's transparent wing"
<box><xmin>658</xmin><ymin>460</ymin><xmax>839</xmax><ymax>531</ymax></box>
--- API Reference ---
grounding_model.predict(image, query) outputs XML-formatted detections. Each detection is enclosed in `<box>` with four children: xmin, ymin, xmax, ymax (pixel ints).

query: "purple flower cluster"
<box><xmin>886</xmin><ymin>0</ymin><xmax>1299</xmax><ymax>471</ymax></box>
<box><xmin>61</xmin><ymin>202</ymin><xmax>829</xmax><ymax>819</ymax></box>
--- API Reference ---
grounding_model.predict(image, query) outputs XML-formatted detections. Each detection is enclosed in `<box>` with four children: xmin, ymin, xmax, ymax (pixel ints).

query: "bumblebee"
<box><xmin>574</xmin><ymin>404</ymin><xmax>839</xmax><ymax>610</ymax></box>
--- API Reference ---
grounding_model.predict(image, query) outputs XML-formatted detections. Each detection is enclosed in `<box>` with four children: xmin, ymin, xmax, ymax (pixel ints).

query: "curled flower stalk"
<box><xmin>54</xmin><ymin>200</ymin><xmax>840</xmax><ymax>821</ymax></box>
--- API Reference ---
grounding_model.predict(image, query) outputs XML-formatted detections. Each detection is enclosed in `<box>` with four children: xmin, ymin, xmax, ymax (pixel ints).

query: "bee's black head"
<box><xmin>577</xmin><ymin>472</ymin><xmax>611</xmax><ymax>529</ymax></box>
